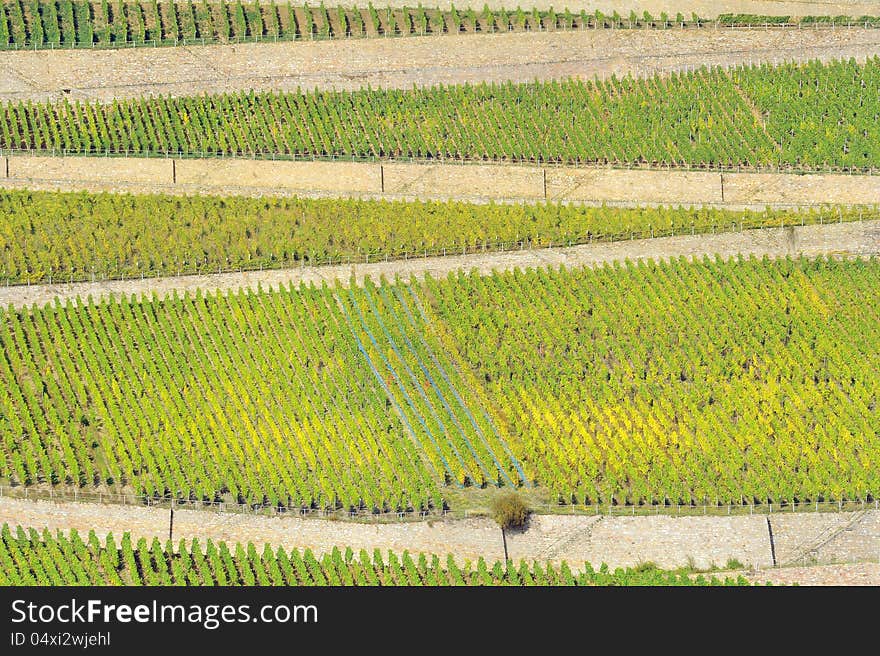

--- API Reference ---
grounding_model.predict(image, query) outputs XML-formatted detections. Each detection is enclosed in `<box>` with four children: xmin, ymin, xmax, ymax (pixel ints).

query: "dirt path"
<box><xmin>2</xmin><ymin>28</ymin><xmax>879</xmax><ymax>103</ymax></box>
<box><xmin>2</xmin><ymin>497</ymin><xmax>878</xmax><ymax>575</ymax></box>
<box><xmin>1</xmin><ymin>219</ymin><xmax>876</xmax><ymax>309</ymax></box>
<box><xmin>358</xmin><ymin>1</ymin><xmax>880</xmax><ymax>15</ymax></box>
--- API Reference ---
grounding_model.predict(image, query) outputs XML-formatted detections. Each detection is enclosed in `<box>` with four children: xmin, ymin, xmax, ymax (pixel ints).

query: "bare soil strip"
<box><xmin>2</xmin><ymin>28</ymin><xmax>879</xmax><ymax>103</ymax></box>
<box><xmin>2</xmin><ymin>497</ymin><xmax>878</xmax><ymax>575</ymax></box>
<box><xmin>1</xmin><ymin>219</ymin><xmax>876</xmax><ymax>309</ymax></box>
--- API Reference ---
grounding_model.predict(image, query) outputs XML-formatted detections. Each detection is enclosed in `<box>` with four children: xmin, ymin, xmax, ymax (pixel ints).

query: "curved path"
<box><xmin>1</xmin><ymin>219</ymin><xmax>877</xmax><ymax>309</ymax></box>
<box><xmin>2</xmin><ymin>27</ymin><xmax>879</xmax><ymax>103</ymax></box>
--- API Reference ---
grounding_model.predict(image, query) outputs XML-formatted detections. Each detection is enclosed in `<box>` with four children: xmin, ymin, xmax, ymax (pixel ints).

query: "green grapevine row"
<box><xmin>5</xmin><ymin>58</ymin><xmax>880</xmax><ymax>170</ymax></box>
<box><xmin>0</xmin><ymin>524</ymin><xmax>751</xmax><ymax>585</ymax></box>
<box><xmin>0</xmin><ymin>275</ymin><xmax>529</xmax><ymax>508</ymax></box>
<box><xmin>1</xmin><ymin>256</ymin><xmax>878</xmax><ymax>506</ymax></box>
<box><xmin>0</xmin><ymin>187</ymin><xmax>870</xmax><ymax>285</ymax></box>
<box><xmin>0</xmin><ymin>282</ymin><xmax>440</xmax><ymax>510</ymax></box>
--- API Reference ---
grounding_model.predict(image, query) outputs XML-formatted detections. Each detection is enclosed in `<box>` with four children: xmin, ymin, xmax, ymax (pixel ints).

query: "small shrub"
<box><xmin>490</xmin><ymin>492</ymin><xmax>530</xmax><ymax>530</ymax></box>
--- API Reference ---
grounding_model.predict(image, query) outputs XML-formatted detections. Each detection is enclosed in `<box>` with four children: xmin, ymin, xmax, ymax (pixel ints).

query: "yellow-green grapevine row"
<box><xmin>2</xmin><ymin>257</ymin><xmax>878</xmax><ymax>507</ymax></box>
<box><xmin>0</xmin><ymin>188</ymin><xmax>871</xmax><ymax>285</ymax></box>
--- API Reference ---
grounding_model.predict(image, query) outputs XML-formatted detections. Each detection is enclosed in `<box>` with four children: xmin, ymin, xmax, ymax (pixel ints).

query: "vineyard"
<box><xmin>0</xmin><ymin>524</ymin><xmax>751</xmax><ymax>585</ymax></box>
<box><xmin>1</xmin><ymin>257</ymin><xmax>877</xmax><ymax>508</ymax></box>
<box><xmin>428</xmin><ymin>256</ymin><xmax>880</xmax><ymax>504</ymax></box>
<box><xmin>1</xmin><ymin>0</ymin><xmax>871</xmax><ymax>598</ymax></box>
<box><xmin>4</xmin><ymin>58</ymin><xmax>880</xmax><ymax>171</ymax></box>
<box><xmin>0</xmin><ymin>1</ymin><xmax>875</xmax><ymax>50</ymax></box>
<box><xmin>0</xmin><ymin>188</ymin><xmax>872</xmax><ymax>285</ymax></box>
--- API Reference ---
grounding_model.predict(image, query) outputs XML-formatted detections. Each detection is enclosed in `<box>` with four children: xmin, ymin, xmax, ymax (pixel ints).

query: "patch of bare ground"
<box><xmin>344</xmin><ymin>1</ymin><xmax>880</xmax><ymax>16</ymax></box>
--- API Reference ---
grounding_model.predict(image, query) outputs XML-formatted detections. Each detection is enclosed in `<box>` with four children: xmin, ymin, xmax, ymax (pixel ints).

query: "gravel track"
<box><xmin>2</xmin><ymin>28</ymin><xmax>879</xmax><ymax>103</ymax></box>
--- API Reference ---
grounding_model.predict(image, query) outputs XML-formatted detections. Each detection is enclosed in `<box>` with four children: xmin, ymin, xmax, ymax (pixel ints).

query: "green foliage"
<box><xmin>129</xmin><ymin>2</ymin><xmax>146</xmax><ymax>42</ymax></box>
<box><xmin>490</xmin><ymin>492</ymin><xmax>530</xmax><ymax>530</ymax></box>
<box><xmin>144</xmin><ymin>0</ymin><xmax>159</xmax><ymax>41</ymax></box>
<box><xmin>0</xmin><ymin>3</ymin><xmax>10</xmax><ymax>45</ymax></box>
<box><xmin>717</xmin><ymin>14</ymin><xmax>791</xmax><ymax>26</ymax></box>
<box><xmin>41</xmin><ymin>0</ymin><xmax>61</xmax><ymax>45</ymax></box>
<box><xmin>1</xmin><ymin>187</ymin><xmax>866</xmax><ymax>285</ymax></box>
<box><xmin>6</xmin><ymin>58</ymin><xmax>880</xmax><ymax>170</ymax></box>
<box><xmin>348</xmin><ymin>3</ymin><xmax>363</xmax><ymax>35</ymax></box>
<box><xmin>365</xmin><ymin>0</ymin><xmax>376</xmax><ymax>33</ymax></box>
<box><xmin>26</xmin><ymin>0</ymin><xmax>44</xmax><ymax>45</ymax></box>
<box><xmin>0</xmin><ymin>4</ymin><xmax>877</xmax><ymax>50</ymax></box>
<box><xmin>1</xmin><ymin>256</ymin><xmax>878</xmax><ymax>508</ymax></box>
<box><xmin>429</xmin><ymin>256</ymin><xmax>880</xmax><ymax>505</ymax></box>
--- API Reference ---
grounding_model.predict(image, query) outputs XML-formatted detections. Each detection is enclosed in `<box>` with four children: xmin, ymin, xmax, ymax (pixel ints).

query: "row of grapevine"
<box><xmin>337</xmin><ymin>277</ymin><xmax>528</xmax><ymax>487</ymax></box>
<box><xmin>5</xmin><ymin>58</ymin><xmax>880</xmax><ymax>170</ymax></box>
<box><xmin>2</xmin><ymin>188</ymin><xmax>868</xmax><ymax>286</ymax></box>
<box><xmin>1</xmin><ymin>256</ymin><xmax>878</xmax><ymax>506</ymax></box>
<box><xmin>733</xmin><ymin>59</ymin><xmax>880</xmax><ymax>169</ymax></box>
<box><xmin>425</xmin><ymin>256</ymin><xmax>880</xmax><ymax>505</ymax></box>
<box><xmin>1</xmin><ymin>2</ymin><xmax>872</xmax><ymax>50</ymax></box>
<box><xmin>0</xmin><ymin>273</ymin><xmax>528</xmax><ymax>506</ymax></box>
<box><xmin>0</xmin><ymin>281</ymin><xmax>444</xmax><ymax>510</ymax></box>
<box><xmin>0</xmin><ymin>524</ymin><xmax>752</xmax><ymax>585</ymax></box>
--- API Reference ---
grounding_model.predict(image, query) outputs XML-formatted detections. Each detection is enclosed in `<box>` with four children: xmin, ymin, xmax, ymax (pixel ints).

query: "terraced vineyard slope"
<box><xmin>1</xmin><ymin>256</ymin><xmax>877</xmax><ymax>509</ymax></box>
<box><xmin>427</xmin><ymin>256</ymin><xmax>880</xmax><ymax>504</ymax></box>
<box><xmin>1</xmin><ymin>188</ymin><xmax>870</xmax><ymax>285</ymax></box>
<box><xmin>4</xmin><ymin>59</ymin><xmax>880</xmax><ymax>170</ymax></box>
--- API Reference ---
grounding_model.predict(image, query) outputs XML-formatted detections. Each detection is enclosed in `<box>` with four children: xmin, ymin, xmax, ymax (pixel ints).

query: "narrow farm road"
<box><xmin>2</xmin><ymin>28</ymin><xmax>879</xmax><ymax>103</ymax></box>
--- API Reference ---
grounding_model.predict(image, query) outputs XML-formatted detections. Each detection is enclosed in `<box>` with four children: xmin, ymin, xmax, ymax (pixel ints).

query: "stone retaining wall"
<box><xmin>175</xmin><ymin>158</ymin><xmax>379</xmax><ymax>193</ymax></box>
<box><xmin>546</xmin><ymin>168</ymin><xmax>722</xmax><ymax>204</ymax></box>
<box><xmin>5</xmin><ymin>154</ymin><xmax>880</xmax><ymax>207</ymax></box>
<box><xmin>2</xmin><ymin>497</ymin><xmax>878</xmax><ymax>571</ymax></box>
